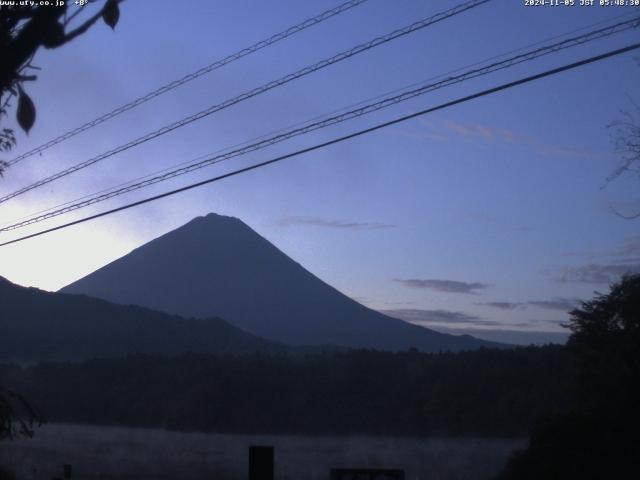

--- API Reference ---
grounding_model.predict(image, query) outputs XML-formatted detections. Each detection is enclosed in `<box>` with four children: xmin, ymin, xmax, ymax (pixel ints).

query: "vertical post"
<box><xmin>249</xmin><ymin>445</ymin><xmax>274</xmax><ymax>480</ymax></box>
<box><xmin>63</xmin><ymin>464</ymin><xmax>72</xmax><ymax>480</ymax></box>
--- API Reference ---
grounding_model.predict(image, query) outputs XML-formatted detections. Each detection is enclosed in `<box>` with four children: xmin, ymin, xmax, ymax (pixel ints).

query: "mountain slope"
<box><xmin>62</xmin><ymin>213</ymin><xmax>504</xmax><ymax>352</ymax></box>
<box><xmin>0</xmin><ymin>276</ymin><xmax>286</xmax><ymax>362</ymax></box>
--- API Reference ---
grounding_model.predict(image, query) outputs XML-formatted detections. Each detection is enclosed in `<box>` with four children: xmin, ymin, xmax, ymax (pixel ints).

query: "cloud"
<box><xmin>275</xmin><ymin>216</ymin><xmax>395</xmax><ymax>230</ymax></box>
<box><xmin>392</xmin><ymin>118</ymin><xmax>603</xmax><ymax>161</ymax></box>
<box><xmin>383</xmin><ymin>309</ymin><xmax>481</xmax><ymax>324</ymax></box>
<box><xmin>562</xmin><ymin>235</ymin><xmax>640</xmax><ymax>259</ymax></box>
<box><xmin>350</xmin><ymin>296</ymin><xmax>371</xmax><ymax>305</ymax></box>
<box><xmin>475</xmin><ymin>301</ymin><xmax>522</xmax><ymax>310</ymax></box>
<box><xmin>542</xmin><ymin>319</ymin><xmax>568</xmax><ymax>327</ymax></box>
<box><xmin>444</xmin><ymin>120</ymin><xmax>508</xmax><ymax>141</ymax></box>
<box><xmin>476</xmin><ymin>298</ymin><xmax>581</xmax><ymax>312</ymax></box>
<box><xmin>441</xmin><ymin>119</ymin><xmax>604</xmax><ymax>159</ymax></box>
<box><xmin>555</xmin><ymin>262</ymin><xmax>640</xmax><ymax>284</ymax></box>
<box><xmin>393</xmin><ymin>278</ymin><xmax>488</xmax><ymax>294</ymax></box>
<box><xmin>435</xmin><ymin>328</ymin><xmax>570</xmax><ymax>346</ymax></box>
<box><xmin>381</xmin><ymin>308</ymin><xmax>532</xmax><ymax>329</ymax></box>
<box><xmin>555</xmin><ymin>238</ymin><xmax>640</xmax><ymax>284</ymax></box>
<box><xmin>619</xmin><ymin>236</ymin><xmax>640</xmax><ymax>257</ymax></box>
<box><xmin>385</xmin><ymin>127</ymin><xmax>449</xmax><ymax>142</ymax></box>
<box><xmin>526</xmin><ymin>297</ymin><xmax>581</xmax><ymax>311</ymax></box>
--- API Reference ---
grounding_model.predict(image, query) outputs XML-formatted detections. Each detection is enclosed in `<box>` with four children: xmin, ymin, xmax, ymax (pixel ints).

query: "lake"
<box><xmin>0</xmin><ymin>424</ymin><xmax>525</xmax><ymax>480</ymax></box>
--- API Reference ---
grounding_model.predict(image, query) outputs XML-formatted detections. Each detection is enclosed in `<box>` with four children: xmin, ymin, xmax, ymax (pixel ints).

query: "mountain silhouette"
<box><xmin>0</xmin><ymin>275</ymin><xmax>285</xmax><ymax>362</ymax></box>
<box><xmin>61</xmin><ymin>213</ymin><xmax>503</xmax><ymax>352</ymax></box>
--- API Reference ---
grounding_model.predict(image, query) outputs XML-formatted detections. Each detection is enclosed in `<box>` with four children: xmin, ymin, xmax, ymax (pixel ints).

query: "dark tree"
<box><xmin>0</xmin><ymin>0</ymin><xmax>123</xmax><ymax>442</ymax></box>
<box><xmin>0</xmin><ymin>0</ymin><xmax>122</xmax><ymax>175</ymax></box>
<box><xmin>0</xmin><ymin>387</ymin><xmax>43</xmax><ymax>440</ymax></box>
<box><xmin>0</xmin><ymin>346</ymin><xmax>573</xmax><ymax>437</ymax></box>
<box><xmin>567</xmin><ymin>273</ymin><xmax>640</xmax><ymax>410</ymax></box>
<box><xmin>499</xmin><ymin>274</ymin><xmax>640</xmax><ymax>480</ymax></box>
<box><xmin>607</xmin><ymin>94</ymin><xmax>640</xmax><ymax>218</ymax></box>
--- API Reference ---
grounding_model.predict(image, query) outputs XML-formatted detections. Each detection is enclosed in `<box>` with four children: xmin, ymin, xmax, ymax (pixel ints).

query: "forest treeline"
<box><xmin>0</xmin><ymin>345</ymin><xmax>574</xmax><ymax>437</ymax></box>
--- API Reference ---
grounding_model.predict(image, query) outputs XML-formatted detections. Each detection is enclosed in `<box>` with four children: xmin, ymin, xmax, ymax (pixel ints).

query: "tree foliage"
<box><xmin>567</xmin><ymin>273</ymin><xmax>640</xmax><ymax>410</ymax></box>
<box><xmin>499</xmin><ymin>274</ymin><xmax>640</xmax><ymax>479</ymax></box>
<box><xmin>607</xmin><ymin>95</ymin><xmax>640</xmax><ymax>218</ymax></box>
<box><xmin>0</xmin><ymin>0</ymin><xmax>123</xmax><ymax>442</ymax></box>
<box><xmin>0</xmin><ymin>0</ymin><xmax>122</xmax><ymax>174</ymax></box>
<box><xmin>0</xmin><ymin>387</ymin><xmax>43</xmax><ymax>440</ymax></box>
<box><xmin>0</xmin><ymin>346</ymin><xmax>574</xmax><ymax>437</ymax></box>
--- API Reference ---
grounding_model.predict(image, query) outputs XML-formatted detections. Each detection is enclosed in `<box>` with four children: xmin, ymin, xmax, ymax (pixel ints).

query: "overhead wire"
<box><xmin>6</xmin><ymin>0</ymin><xmax>371</xmax><ymax>166</ymax></box>
<box><xmin>2</xmin><ymin>15</ymin><xmax>638</xmax><ymax>232</ymax></box>
<box><xmin>5</xmin><ymin>8</ymin><xmax>635</xmax><ymax>230</ymax></box>
<box><xmin>0</xmin><ymin>0</ymin><xmax>492</xmax><ymax>205</ymax></box>
<box><xmin>2</xmin><ymin>41</ymin><xmax>639</xmax><ymax>247</ymax></box>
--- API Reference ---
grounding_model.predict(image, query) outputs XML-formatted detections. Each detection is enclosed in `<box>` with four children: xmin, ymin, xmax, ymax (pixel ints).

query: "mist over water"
<box><xmin>0</xmin><ymin>424</ymin><xmax>525</xmax><ymax>480</ymax></box>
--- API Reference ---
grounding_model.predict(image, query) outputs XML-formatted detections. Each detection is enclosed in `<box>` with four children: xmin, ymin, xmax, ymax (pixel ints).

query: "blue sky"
<box><xmin>1</xmin><ymin>0</ymin><xmax>639</xmax><ymax>344</ymax></box>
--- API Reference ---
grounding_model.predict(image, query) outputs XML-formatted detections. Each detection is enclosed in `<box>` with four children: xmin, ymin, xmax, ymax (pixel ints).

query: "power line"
<box><xmin>4</xmin><ymin>16</ymin><xmax>637</xmax><ymax>230</ymax></box>
<box><xmin>4</xmin><ymin>9</ymin><xmax>634</xmax><ymax>230</ymax></box>
<box><xmin>2</xmin><ymin>41</ymin><xmax>638</xmax><ymax>248</ymax></box>
<box><xmin>0</xmin><ymin>0</ymin><xmax>491</xmax><ymax>205</ymax></box>
<box><xmin>6</xmin><ymin>0</ymin><xmax>370</xmax><ymax>166</ymax></box>
<box><xmin>3</xmin><ymin>15</ymin><xmax>638</xmax><ymax>232</ymax></box>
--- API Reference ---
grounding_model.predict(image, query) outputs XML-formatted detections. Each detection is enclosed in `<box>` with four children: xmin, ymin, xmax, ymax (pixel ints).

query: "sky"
<box><xmin>1</xmin><ymin>0</ymin><xmax>639</xmax><ymax>345</ymax></box>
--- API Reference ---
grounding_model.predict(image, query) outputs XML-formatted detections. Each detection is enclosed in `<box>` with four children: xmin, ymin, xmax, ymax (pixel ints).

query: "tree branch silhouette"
<box><xmin>0</xmin><ymin>0</ymin><xmax>123</xmax><ymax>175</ymax></box>
<box><xmin>0</xmin><ymin>0</ymin><xmax>123</xmax><ymax>441</ymax></box>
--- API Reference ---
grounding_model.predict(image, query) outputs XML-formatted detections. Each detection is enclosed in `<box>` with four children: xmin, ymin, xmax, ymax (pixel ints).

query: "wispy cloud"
<box><xmin>554</xmin><ymin>236</ymin><xmax>640</xmax><ymax>284</ymax></box>
<box><xmin>350</xmin><ymin>296</ymin><xmax>372</xmax><ymax>305</ymax></box>
<box><xmin>542</xmin><ymin>319</ymin><xmax>567</xmax><ymax>327</ymax></box>
<box><xmin>475</xmin><ymin>297</ymin><xmax>582</xmax><ymax>312</ymax></box>
<box><xmin>385</xmin><ymin>120</ymin><xmax>609</xmax><ymax>158</ymax></box>
<box><xmin>562</xmin><ymin>235</ymin><xmax>640</xmax><ymax>260</ymax></box>
<box><xmin>388</xmin><ymin>118</ymin><xmax>604</xmax><ymax>160</ymax></box>
<box><xmin>444</xmin><ymin>120</ymin><xmax>515</xmax><ymax>142</ymax></box>
<box><xmin>381</xmin><ymin>308</ymin><xmax>532</xmax><ymax>329</ymax></box>
<box><xmin>439</xmin><ymin>119</ymin><xmax>605</xmax><ymax>159</ymax></box>
<box><xmin>383</xmin><ymin>309</ymin><xmax>481</xmax><ymax>324</ymax></box>
<box><xmin>474</xmin><ymin>301</ymin><xmax>522</xmax><ymax>310</ymax></box>
<box><xmin>619</xmin><ymin>236</ymin><xmax>640</xmax><ymax>257</ymax></box>
<box><xmin>526</xmin><ymin>297</ymin><xmax>581</xmax><ymax>311</ymax></box>
<box><xmin>436</xmin><ymin>328</ymin><xmax>569</xmax><ymax>346</ymax></box>
<box><xmin>385</xmin><ymin>126</ymin><xmax>449</xmax><ymax>142</ymax></box>
<box><xmin>559</xmin><ymin>263</ymin><xmax>640</xmax><ymax>284</ymax></box>
<box><xmin>555</xmin><ymin>262</ymin><xmax>640</xmax><ymax>284</ymax></box>
<box><xmin>275</xmin><ymin>216</ymin><xmax>395</xmax><ymax>230</ymax></box>
<box><xmin>393</xmin><ymin>278</ymin><xmax>488</xmax><ymax>294</ymax></box>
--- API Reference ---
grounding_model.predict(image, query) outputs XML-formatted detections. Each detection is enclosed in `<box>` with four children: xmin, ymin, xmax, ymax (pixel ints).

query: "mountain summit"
<box><xmin>62</xmin><ymin>213</ymin><xmax>501</xmax><ymax>351</ymax></box>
